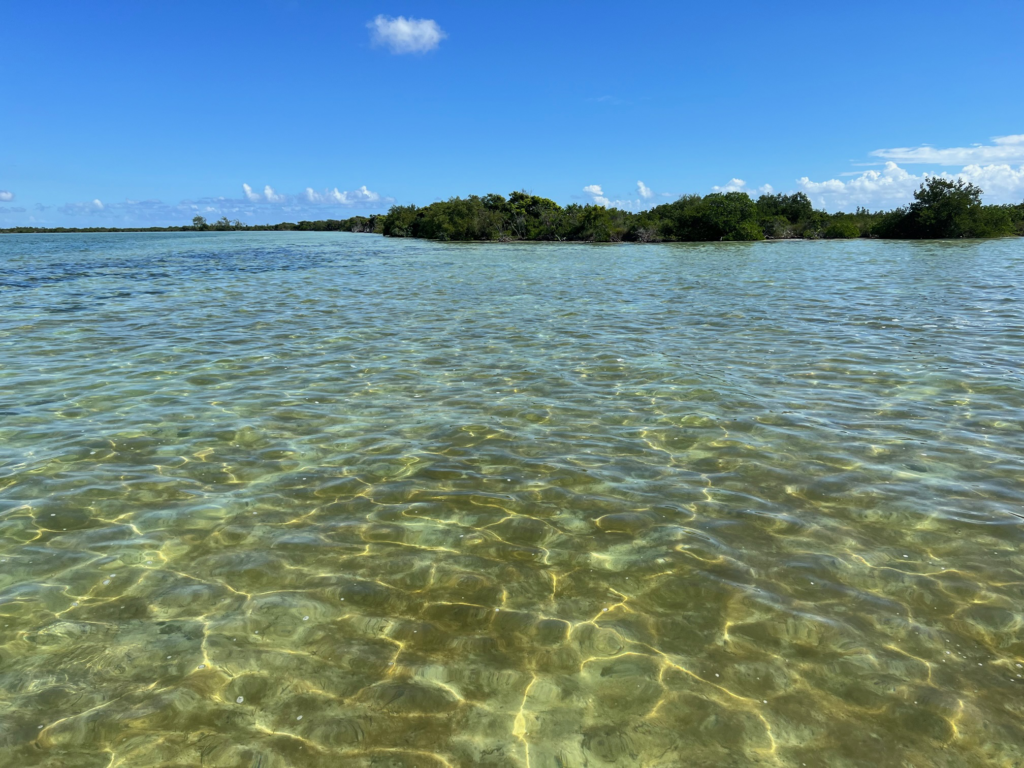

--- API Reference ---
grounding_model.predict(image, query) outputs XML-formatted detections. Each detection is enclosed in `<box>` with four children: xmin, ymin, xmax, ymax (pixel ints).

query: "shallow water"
<box><xmin>1</xmin><ymin>232</ymin><xmax>1023</xmax><ymax>767</ymax></box>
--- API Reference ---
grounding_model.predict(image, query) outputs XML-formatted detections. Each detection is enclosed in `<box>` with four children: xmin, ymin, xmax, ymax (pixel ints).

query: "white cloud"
<box><xmin>0</xmin><ymin>190</ymin><xmax>13</xmax><ymax>202</ymax></box>
<box><xmin>712</xmin><ymin>178</ymin><xmax>746</xmax><ymax>193</ymax></box>
<box><xmin>368</xmin><ymin>15</ymin><xmax>446</xmax><ymax>54</ymax></box>
<box><xmin>798</xmin><ymin>161</ymin><xmax>1024</xmax><ymax>210</ymax></box>
<box><xmin>871</xmin><ymin>134</ymin><xmax>1024</xmax><ymax>166</ymax></box>
<box><xmin>304</xmin><ymin>185</ymin><xmax>382</xmax><ymax>205</ymax></box>
<box><xmin>711</xmin><ymin>178</ymin><xmax>774</xmax><ymax>196</ymax></box>
<box><xmin>39</xmin><ymin>184</ymin><xmax>394</xmax><ymax>226</ymax></box>
<box><xmin>583</xmin><ymin>182</ymin><xmax>663</xmax><ymax>211</ymax></box>
<box><xmin>957</xmin><ymin>163</ymin><xmax>1024</xmax><ymax>199</ymax></box>
<box><xmin>583</xmin><ymin>184</ymin><xmax>610</xmax><ymax>207</ymax></box>
<box><xmin>241</xmin><ymin>183</ymin><xmax>285</xmax><ymax>202</ymax></box>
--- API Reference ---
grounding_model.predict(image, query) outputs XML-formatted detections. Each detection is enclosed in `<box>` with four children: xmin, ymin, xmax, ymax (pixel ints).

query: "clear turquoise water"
<box><xmin>1</xmin><ymin>232</ymin><xmax>1023</xmax><ymax>767</ymax></box>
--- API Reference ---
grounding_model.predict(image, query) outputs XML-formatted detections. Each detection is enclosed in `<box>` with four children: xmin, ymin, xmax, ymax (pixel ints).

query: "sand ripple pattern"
<box><xmin>2</xmin><ymin>233</ymin><xmax>1024</xmax><ymax>767</ymax></box>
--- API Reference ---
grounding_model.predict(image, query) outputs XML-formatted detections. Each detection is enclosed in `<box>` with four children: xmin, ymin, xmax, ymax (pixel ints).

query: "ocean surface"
<box><xmin>1</xmin><ymin>232</ymin><xmax>1023</xmax><ymax>768</ymax></box>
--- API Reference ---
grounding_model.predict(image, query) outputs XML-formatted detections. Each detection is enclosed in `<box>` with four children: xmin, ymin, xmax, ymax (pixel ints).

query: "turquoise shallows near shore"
<box><xmin>1</xmin><ymin>233</ymin><xmax>1023</xmax><ymax>767</ymax></box>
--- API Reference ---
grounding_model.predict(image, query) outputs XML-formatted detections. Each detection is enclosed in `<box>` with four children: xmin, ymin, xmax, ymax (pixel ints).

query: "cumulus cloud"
<box><xmin>583</xmin><ymin>184</ymin><xmax>611</xmax><ymax>207</ymax></box>
<box><xmin>711</xmin><ymin>178</ymin><xmax>774</xmax><ymax>195</ymax></box>
<box><xmin>583</xmin><ymin>182</ymin><xmax>661</xmax><ymax>211</ymax></box>
<box><xmin>870</xmin><ymin>134</ymin><xmax>1024</xmax><ymax>166</ymax></box>
<box><xmin>303</xmin><ymin>185</ymin><xmax>382</xmax><ymax>205</ymax></box>
<box><xmin>798</xmin><ymin>161</ymin><xmax>1024</xmax><ymax>209</ymax></box>
<box><xmin>242</xmin><ymin>183</ymin><xmax>286</xmax><ymax>203</ymax></box>
<box><xmin>0</xmin><ymin>190</ymin><xmax>13</xmax><ymax>202</ymax></box>
<box><xmin>368</xmin><ymin>15</ymin><xmax>446</xmax><ymax>54</ymax></box>
<box><xmin>956</xmin><ymin>163</ymin><xmax>1024</xmax><ymax>199</ymax></box>
<box><xmin>241</xmin><ymin>182</ymin><xmax>389</xmax><ymax>210</ymax></box>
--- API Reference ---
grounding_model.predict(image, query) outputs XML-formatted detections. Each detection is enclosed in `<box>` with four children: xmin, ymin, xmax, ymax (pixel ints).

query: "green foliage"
<box><xmin>823</xmin><ymin>219</ymin><xmax>862</xmax><ymax>239</ymax></box>
<box><xmin>910</xmin><ymin>177</ymin><xmax>983</xmax><ymax>237</ymax></box>
<box><xmin>209</xmin><ymin>216</ymin><xmax>245</xmax><ymax>231</ymax></box>
<box><xmin>874</xmin><ymin>177</ymin><xmax>1017</xmax><ymax>239</ymax></box>
<box><xmin>698</xmin><ymin>193</ymin><xmax>764</xmax><ymax>240</ymax></box>
<box><xmin>646</xmin><ymin>192</ymin><xmax>764</xmax><ymax>241</ymax></box>
<box><xmin>381</xmin><ymin>190</ymin><xmax>771</xmax><ymax>243</ymax></box>
<box><xmin>869</xmin><ymin>208</ymin><xmax>910</xmax><ymax>238</ymax></box>
<box><xmin>796</xmin><ymin>210</ymin><xmax>829</xmax><ymax>239</ymax></box>
<box><xmin>1008</xmin><ymin>202</ymin><xmax>1024</xmax><ymax>235</ymax></box>
<box><xmin>970</xmin><ymin>205</ymin><xmax>1016</xmax><ymax>238</ymax></box>
<box><xmin>760</xmin><ymin>216</ymin><xmax>794</xmax><ymax>239</ymax></box>
<box><xmin>756</xmin><ymin>192</ymin><xmax>813</xmax><ymax>224</ymax></box>
<box><xmin>730</xmin><ymin>220</ymin><xmax>765</xmax><ymax>241</ymax></box>
<box><xmin>5</xmin><ymin>185</ymin><xmax>1022</xmax><ymax>242</ymax></box>
<box><xmin>381</xmin><ymin>205</ymin><xmax>418</xmax><ymax>237</ymax></box>
<box><xmin>382</xmin><ymin>193</ymin><xmax>626</xmax><ymax>243</ymax></box>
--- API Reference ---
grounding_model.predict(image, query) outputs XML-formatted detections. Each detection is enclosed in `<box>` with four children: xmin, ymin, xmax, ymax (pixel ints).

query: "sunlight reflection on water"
<box><xmin>1</xmin><ymin>233</ymin><xmax>1023</xmax><ymax>767</ymax></box>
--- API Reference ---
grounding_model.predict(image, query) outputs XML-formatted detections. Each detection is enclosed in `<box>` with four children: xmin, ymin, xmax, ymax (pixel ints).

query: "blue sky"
<box><xmin>2</xmin><ymin>0</ymin><xmax>1023</xmax><ymax>226</ymax></box>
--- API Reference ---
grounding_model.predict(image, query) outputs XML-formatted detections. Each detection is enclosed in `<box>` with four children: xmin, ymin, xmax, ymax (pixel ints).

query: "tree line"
<box><xmin>380</xmin><ymin>179</ymin><xmax>1023</xmax><ymax>242</ymax></box>
<box><xmin>3</xmin><ymin>178</ymin><xmax>1022</xmax><ymax>240</ymax></box>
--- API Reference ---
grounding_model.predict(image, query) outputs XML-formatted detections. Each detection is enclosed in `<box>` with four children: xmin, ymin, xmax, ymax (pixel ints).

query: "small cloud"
<box><xmin>0</xmin><ymin>190</ymin><xmax>13</xmax><ymax>202</ymax></box>
<box><xmin>583</xmin><ymin>183</ymin><xmax>658</xmax><ymax>211</ymax></box>
<box><xmin>583</xmin><ymin>184</ymin><xmax>612</xmax><ymax>207</ymax></box>
<box><xmin>711</xmin><ymin>178</ymin><xmax>773</xmax><ymax>196</ymax></box>
<box><xmin>711</xmin><ymin>178</ymin><xmax>747</xmax><ymax>193</ymax></box>
<box><xmin>368</xmin><ymin>15</ymin><xmax>446</xmax><ymax>54</ymax></box>
<box><xmin>263</xmin><ymin>185</ymin><xmax>283</xmax><ymax>203</ymax></box>
<box><xmin>304</xmin><ymin>185</ymin><xmax>384</xmax><ymax>206</ymax></box>
<box><xmin>798</xmin><ymin>160</ymin><xmax>1024</xmax><ymax>209</ymax></box>
<box><xmin>870</xmin><ymin>133</ymin><xmax>1024</xmax><ymax>165</ymax></box>
<box><xmin>242</xmin><ymin>183</ymin><xmax>260</xmax><ymax>202</ymax></box>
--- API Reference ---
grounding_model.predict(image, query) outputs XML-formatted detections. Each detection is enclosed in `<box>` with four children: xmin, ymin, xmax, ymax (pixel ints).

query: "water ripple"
<box><xmin>1</xmin><ymin>233</ymin><xmax>1023</xmax><ymax>766</ymax></box>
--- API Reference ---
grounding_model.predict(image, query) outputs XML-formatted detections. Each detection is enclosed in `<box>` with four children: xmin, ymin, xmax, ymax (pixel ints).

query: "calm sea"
<box><xmin>1</xmin><ymin>233</ymin><xmax>1023</xmax><ymax>767</ymax></box>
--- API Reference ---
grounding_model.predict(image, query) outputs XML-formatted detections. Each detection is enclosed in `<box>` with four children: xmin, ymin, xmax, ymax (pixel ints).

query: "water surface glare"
<box><xmin>2</xmin><ymin>233</ymin><xmax>1024</xmax><ymax>767</ymax></box>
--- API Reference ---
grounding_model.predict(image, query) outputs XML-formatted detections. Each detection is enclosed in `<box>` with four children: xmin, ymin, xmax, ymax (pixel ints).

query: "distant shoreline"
<box><xmin>4</xmin><ymin>231</ymin><xmax>1020</xmax><ymax>244</ymax></box>
<box><xmin>4</xmin><ymin>179</ymin><xmax>1022</xmax><ymax>241</ymax></box>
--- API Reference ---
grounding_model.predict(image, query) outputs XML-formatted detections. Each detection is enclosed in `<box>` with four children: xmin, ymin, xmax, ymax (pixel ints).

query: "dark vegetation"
<box><xmin>381</xmin><ymin>180</ymin><xmax>1023</xmax><ymax>242</ymax></box>
<box><xmin>4</xmin><ymin>179</ymin><xmax>1022</xmax><ymax>240</ymax></box>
